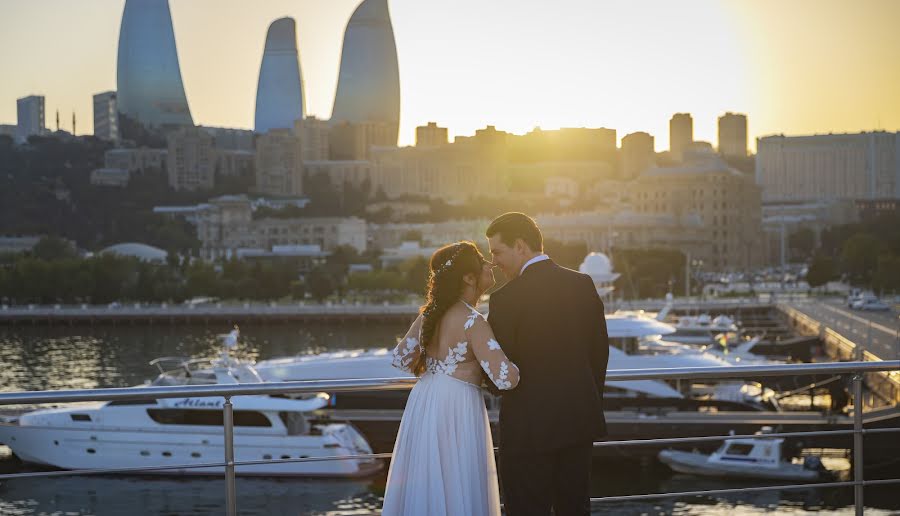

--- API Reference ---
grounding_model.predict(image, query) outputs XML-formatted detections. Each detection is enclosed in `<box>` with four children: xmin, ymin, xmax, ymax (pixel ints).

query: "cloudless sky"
<box><xmin>1</xmin><ymin>0</ymin><xmax>898</xmax><ymax>150</ymax></box>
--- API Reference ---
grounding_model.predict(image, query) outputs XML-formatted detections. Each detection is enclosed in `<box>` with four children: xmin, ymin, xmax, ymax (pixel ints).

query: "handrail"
<box><xmin>3</xmin><ymin>427</ymin><xmax>899</xmax><ymax>482</ymax></box>
<box><xmin>1</xmin><ymin>360</ymin><xmax>897</xmax><ymax>516</ymax></box>
<box><xmin>1</xmin><ymin>360</ymin><xmax>896</xmax><ymax>406</ymax></box>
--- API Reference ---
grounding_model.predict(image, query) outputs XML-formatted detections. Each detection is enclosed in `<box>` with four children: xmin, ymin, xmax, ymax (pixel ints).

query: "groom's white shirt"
<box><xmin>519</xmin><ymin>254</ymin><xmax>549</xmax><ymax>276</ymax></box>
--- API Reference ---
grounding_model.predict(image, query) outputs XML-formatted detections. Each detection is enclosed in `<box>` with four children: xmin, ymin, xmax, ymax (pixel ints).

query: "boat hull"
<box><xmin>0</xmin><ymin>423</ymin><xmax>382</xmax><ymax>477</ymax></box>
<box><xmin>658</xmin><ymin>449</ymin><xmax>820</xmax><ymax>481</ymax></box>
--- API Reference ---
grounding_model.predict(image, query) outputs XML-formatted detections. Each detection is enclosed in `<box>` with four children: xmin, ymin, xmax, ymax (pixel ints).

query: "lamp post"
<box><xmin>690</xmin><ymin>258</ymin><xmax>705</xmax><ymax>300</ymax></box>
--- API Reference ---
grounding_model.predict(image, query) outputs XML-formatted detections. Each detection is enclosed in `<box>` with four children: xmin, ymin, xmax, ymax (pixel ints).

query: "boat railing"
<box><xmin>0</xmin><ymin>360</ymin><xmax>898</xmax><ymax>516</ymax></box>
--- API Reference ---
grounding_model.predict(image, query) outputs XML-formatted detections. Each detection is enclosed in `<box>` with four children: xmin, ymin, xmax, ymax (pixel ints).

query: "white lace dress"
<box><xmin>383</xmin><ymin>302</ymin><xmax>520</xmax><ymax>516</ymax></box>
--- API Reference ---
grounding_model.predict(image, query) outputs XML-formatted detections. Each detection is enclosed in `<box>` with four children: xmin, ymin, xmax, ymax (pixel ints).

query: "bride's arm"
<box><xmin>466</xmin><ymin>311</ymin><xmax>520</xmax><ymax>390</ymax></box>
<box><xmin>391</xmin><ymin>313</ymin><xmax>424</xmax><ymax>373</ymax></box>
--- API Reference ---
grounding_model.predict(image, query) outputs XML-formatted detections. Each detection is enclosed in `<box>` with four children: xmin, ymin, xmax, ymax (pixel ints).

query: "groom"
<box><xmin>485</xmin><ymin>212</ymin><xmax>609</xmax><ymax>516</ymax></box>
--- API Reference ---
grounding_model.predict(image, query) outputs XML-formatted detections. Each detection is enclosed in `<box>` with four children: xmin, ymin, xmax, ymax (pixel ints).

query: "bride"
<box><xmin>383</xmin><ymin>241</ymin><xmax>520</xmax><ymax>516</ymax></box>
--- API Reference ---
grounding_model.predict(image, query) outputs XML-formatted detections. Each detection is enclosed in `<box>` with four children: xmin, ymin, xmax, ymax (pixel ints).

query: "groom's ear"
<box><xmin>513</xmin><ymin>238</ymin><xmax>532</xmax><ymax>255</ymax></box>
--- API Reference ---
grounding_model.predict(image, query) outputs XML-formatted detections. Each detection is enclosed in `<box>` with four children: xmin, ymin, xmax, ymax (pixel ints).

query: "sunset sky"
<box><xmin>1</xmin><ymin>0</ymin><xmax>898</xmax><ymax>150</ymax></box>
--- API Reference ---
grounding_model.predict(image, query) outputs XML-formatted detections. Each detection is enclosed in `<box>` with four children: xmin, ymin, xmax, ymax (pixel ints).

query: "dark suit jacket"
<box><xmin>487</xmin><ymin>259</ymin><xmax>609</xmax><ymax>453</ymax></box>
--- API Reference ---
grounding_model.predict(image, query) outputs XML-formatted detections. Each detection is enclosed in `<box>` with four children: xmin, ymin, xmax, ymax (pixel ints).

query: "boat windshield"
<box><xmin>723</xmin><ymin>442</ymin><xmax>754</xmax><ymax>456</ymax></box>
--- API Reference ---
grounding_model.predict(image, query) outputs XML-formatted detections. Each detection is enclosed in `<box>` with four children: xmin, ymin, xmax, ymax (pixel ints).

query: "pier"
<box><xmin>0</xmin><ymin>361</ymin><xmax>897</xmax><ymax>516</ymax></box>
<box><xmin>779</xmin><ymin>299</ymin><xmax>900</xmax><ymax>405</ymax></box>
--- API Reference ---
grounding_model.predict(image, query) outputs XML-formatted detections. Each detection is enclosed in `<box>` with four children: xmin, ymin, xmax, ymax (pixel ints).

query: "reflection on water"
<box><xmin>0</xmin><ymin>324</ymin><xmax>898</xmax><ymax>515</ymax></box>
<box><xmin>0</xmin><ymin>323</ymin><xmax>406</xmax><ymax>393</ymax></box>
<box><xmin>0</xmin><ymin>475</ymin><xmax>382</xmax><ymax>516</ymax></box>
<box><xmin>1</xmin><ymin>467</ymin><xmax>897</xmax><ymax>516</ymax></box>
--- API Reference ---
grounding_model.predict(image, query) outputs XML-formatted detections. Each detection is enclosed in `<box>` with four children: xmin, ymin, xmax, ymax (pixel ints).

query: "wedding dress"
<box><xmin>382</xmin><ymin>301</ymin><xmax>520</xmax><ymax>516</ymax></box>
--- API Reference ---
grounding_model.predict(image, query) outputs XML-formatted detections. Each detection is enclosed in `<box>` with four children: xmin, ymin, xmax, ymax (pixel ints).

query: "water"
<box><xmin>0</xmin><ymin>324</ymin><xmax>897</xmax><ymax>515</ymax></box>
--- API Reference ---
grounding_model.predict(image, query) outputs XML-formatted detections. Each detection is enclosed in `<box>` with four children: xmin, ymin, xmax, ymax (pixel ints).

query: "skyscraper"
<box><xmin>93</xmin><ymin>91</ymin><xmax>119</xmax><ymax>142</ymax></box>
<box><xmin>167</xmin><ymin>127</ymin><xmax>214</xmax><ymax>191</ymax></box>
<box><xmin>255</xmin><ymin>17</ymin><xmax>306</xmax><ymax>134</ymax></box>
<box><xmin>669</xmin><ymin>113</ymin><xmax>693</xmax><ymax>162</ymax></box>
<box><xmin>331</xmin><ymin>0</ymin><xmax>401</xmax><ymax>145</ymax></box>
<box><xmin>756</xmin><ymin>132</ymin><xmax>900</xmax><ymax>202</ymax></box>
<box><xmin>255</xmin><ymin>129</ymin><xmax>303</xmax><ymax>196</ymax></box>
<box><xmin>116</xmin><ymin>0</ymin><xmax>193</xmax><ymax>144</ymax></box>
<box><xmin>295</xmin><ymin>116</ymin><xmax>330</xmax><ymax>161</ymax></box>
<box><xmin>718</xmin><ymin>112</ymin><xmax>748</xmax><ymax>158</ymax></box>
<box><xmin>16</xmin><ymin>95</ymin><xmax>45</xmax><ymax>143</ymax></box>
<box><xmin>416</xmin><ymin>122</ymin><xmax>448</xmax><ymax>147</ymax></box>
<box><xmin>621</xmin><ymin>131</ymin><xmax>655</xmax><ymax>180</ymax></box>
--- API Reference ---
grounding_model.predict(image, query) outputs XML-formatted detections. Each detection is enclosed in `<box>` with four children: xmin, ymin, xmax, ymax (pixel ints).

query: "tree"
<box><xmin>873</xmin><ymin>254</ymin><xmax>900</xmax><ymax>293</ymax></box>
<box><xmin>31</xmin><ymin>236</ymin><xmax>76</xmax><ymax>261</ymax></box>
<box><xmin>806</xmin><ymin>255</ymin><xmax>836</xmax><ymax>289</ymax></box>
<box><xmin>290</xmin><ymin>279</ymin><xmax>306</xmax><ymax>300</ymax></box>
<box><xmin>788</xmin><ymin>228</ymin><xmax>816</xmax><ymax>260</ymax></box>
<box><xmin>840</xmin><ymin>233</ymin><xmax>880</xmax><ymax>285</ymax></box>
<box><xmin>307</xmin><ymin>267</ymin><xmax>335</xmax><ymax>302</ymax></box>
<box><xmin>544</xmin><ymin>238</ymin><xmax>588</xmax><ymax>270</ymax></box>
<box><xmin>398</xmin><ymin>256</ymin><xmax>430</xmax><ymax>295</ymax></box>
<box><xmin>185</xmin><ymin>261</ymin><xmax>218</xmax><ymax>298</ymax></box>
<box><xmin>612</xmin><ymin>248</ymin><xmax>686</xmax><ymax>299</ymax></box>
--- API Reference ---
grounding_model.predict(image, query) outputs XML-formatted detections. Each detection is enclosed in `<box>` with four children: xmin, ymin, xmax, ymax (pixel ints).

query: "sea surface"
<box><xmin>0</xmin><ymin>324</ymin><xmax>897</xmax><ymax>515</ymax></box>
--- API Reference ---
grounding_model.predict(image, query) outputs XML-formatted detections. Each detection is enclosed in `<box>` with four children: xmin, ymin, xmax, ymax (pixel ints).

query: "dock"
<box><xmin>779</xmin><ymin>300</ymin><xmax>900</xmax><ymax>405</ymax></box>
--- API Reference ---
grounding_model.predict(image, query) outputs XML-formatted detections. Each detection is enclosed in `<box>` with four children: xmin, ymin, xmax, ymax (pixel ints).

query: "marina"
<box><xmin>0</xmin><ymin>297</ymin><xmax>898</xmax><ymax>514</ymax></box>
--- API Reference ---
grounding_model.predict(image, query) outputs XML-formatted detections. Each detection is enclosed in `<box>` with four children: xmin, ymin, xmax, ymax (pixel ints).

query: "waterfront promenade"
<box><xmin>786</xmin><ymin>299</ymin><xmax>899</xmax><ymax>360</ymax></box>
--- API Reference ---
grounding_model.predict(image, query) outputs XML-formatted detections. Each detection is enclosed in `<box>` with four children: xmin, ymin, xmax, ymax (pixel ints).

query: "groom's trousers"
<box><xmin>499</xmin><ymin>442</ymin><xmax>592</xmax><ymax>516</ymax></box>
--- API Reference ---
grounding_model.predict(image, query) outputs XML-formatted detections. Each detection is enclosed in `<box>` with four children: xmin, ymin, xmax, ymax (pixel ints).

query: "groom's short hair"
<box><xmin>486</xmin><ymin>212</ymin><xmax>543</xmax><ymax>252</ymax></box>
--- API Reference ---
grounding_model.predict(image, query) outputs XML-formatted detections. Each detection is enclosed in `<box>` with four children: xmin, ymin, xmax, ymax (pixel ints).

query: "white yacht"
<box><xmin>658</xmin><ymin>433</ymin><xmax>829</xmax><ymax>481</ymax></box>
<box><xmin>0</xmin><ymin>353</ymin><xmax>382</xmax><ymax>477</ymax></box>
<box><xmin>255</xmin><ymin>312</ymin><xmax>687</xmax><ymax>401</ymax></box>
<box><xmin>667</xmin><ymin>313</ymin><xmax>742</xmax><ymax>346</ymax></box>
<box><xmin>254</xmin><ymin>310</ymin><xmax>779</xmax><ymax>411</ymax></box>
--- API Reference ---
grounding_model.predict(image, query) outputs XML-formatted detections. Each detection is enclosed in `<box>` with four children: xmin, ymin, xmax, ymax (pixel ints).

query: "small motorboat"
<box><xmin>658</xmin><ymin>432</ymin><xmax>830</xmax><ymax>482</ymax></box>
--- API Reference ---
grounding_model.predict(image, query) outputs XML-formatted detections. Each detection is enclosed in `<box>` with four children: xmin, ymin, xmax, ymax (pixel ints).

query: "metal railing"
<box><xmin>1</xmin><ymin>360</ymin><xmax>898</xmax><ymax>516</ymax></box>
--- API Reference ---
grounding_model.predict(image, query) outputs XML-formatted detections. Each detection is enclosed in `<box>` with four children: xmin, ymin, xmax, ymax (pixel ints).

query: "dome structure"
<box><xmin>579</xmin><ymin>252</ymin><xmax>621</xmax><ymax>296</ymax></box>
<box><xmin>100</xmin><ymin>243</ymin><xmax>168</xmax><ymax>263</ymax></box>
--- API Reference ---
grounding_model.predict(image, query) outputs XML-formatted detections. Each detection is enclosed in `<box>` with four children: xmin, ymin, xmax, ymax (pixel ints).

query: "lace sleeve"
<box><xmin>391</xmin><ymin>313</ymin><xmax>423</xmax><ymax>373</ymax></box>
<box><xmin>465</xmin><ymin>309</ymin><xmax>520</xmax><ymax>390</ymax></box>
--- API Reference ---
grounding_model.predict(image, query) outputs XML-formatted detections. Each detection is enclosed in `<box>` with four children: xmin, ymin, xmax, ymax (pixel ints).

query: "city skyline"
<box><xmin>1</xmin><ymin>0</ymin><xmax>898</xmax><ymax>150</ymax></box>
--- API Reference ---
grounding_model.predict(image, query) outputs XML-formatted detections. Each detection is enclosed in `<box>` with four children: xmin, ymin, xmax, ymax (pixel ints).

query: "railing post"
<box><xmin>224</xmin><ymin>396</ymin><xmax>237</xmax><ymax>516</ymax></box>
<box><xmin>852</xmin><ymin>373</ymin><xmax>864</xmax><ymax>516</ymax></box>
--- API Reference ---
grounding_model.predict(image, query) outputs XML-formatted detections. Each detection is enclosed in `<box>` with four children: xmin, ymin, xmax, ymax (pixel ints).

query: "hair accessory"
<box><xmin>433</xmin><ymin>244</ymin><xmax>465</xmax><ymax>276</ymax></box>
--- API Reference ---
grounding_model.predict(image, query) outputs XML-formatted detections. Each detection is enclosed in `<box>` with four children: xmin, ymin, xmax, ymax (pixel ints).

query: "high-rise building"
<box><xmin>371</xmin><ymin>126</ymin><xmax>509</xmax><ymax>202</ymax></box>
<box><xmin>255</xmin><ymin>129</ymin><xmax>303</xmax><ymax>196</ymax></box>
<box><xmin>254</xmin><ymin>17</ymin><xmax>305</xmax><ymax>134</ymax></box>
<box><xmin>105</xmin><ymin>148</ymin><xmax>168</xmax><ymax>174</ymax></box>
<box><xmin>756</xmin><ymin>131</ymin><xmax>900</xmax><ymax>202</ymax></box>
<box><xmin>117</xmin><ymin>0</ymin><xmax>193</xmax><ymax>144</ymax></box>
<box><xmin>718</xmin><ymin>112</ymin><xmax>747</xmax><ymax>158</ymax></box>
<box><xmin>416</xmin><ymin>122</ymin><xmax>448</xmax><ymax>147</ymax></box>
<box><xmin>621</xmin><ymin>131</ymin><xmax>655</xmax><ymax>180</ymax></box>
<box><xmin>295</xmin><ymin>116</ymin><xmax>330</xmax><ymax>161</ymax></box>
<box><xmin>16</xmin><ymin>95</ymin><xmax>45</xmax><ymax>143</ymax></box>
<box><xmin>167</xmin><ymin>127</ymin><xmax>215</xmax><ymax>191</ymax></box>
<box><xmin>331</xmin><ymin>0</ymin><xmax>400</xmax><ymax>145</ymax></box>
<box><xmin>669</xmin><ymin>113</ymin><xmax>693</xmax><ymax>162</ymax></box>
<box><xmin>93</xmin><ymin>91</ymin><xmax>119</xmax><ymax>142</ymax></box>
<box><xmin>329</xmin><ymin>120</ymin><xmax>397</xmax><ymax>160</ymax></box>
<box><xmin>303</xmin><ymin>160</ymin><xmax>374</xmax><ymax>194</ymax></box>
<box><xmin>633</xmin><ymin>154</ymin><xmax>763</xmax><ymax>271</ymax></box>
<box><xmin>200</xmin><ymin>126</ymin><xmax>255</xmax><ymax>152</ymax></box>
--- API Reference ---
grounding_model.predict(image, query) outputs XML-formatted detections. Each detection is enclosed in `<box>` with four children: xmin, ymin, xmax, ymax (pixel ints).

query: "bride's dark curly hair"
<box><xmin>409</xmin><ymin>241</ymin><xmax>487</xmax><ymax>376</ymax></box>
